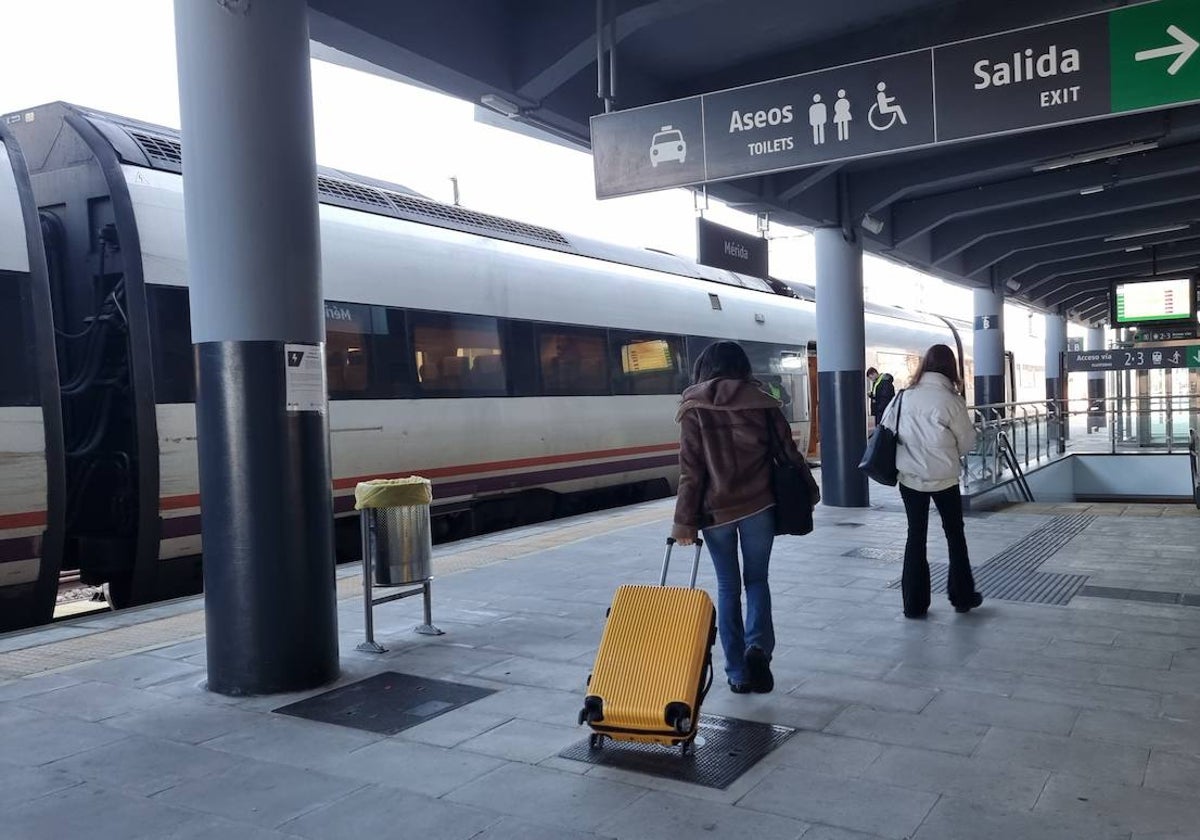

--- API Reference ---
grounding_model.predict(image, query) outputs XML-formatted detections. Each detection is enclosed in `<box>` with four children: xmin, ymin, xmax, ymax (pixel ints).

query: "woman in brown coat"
<box><xmin>672</xmin><ymin>341</ymin><xmax>816</xmax><ymax>693</ymax></box>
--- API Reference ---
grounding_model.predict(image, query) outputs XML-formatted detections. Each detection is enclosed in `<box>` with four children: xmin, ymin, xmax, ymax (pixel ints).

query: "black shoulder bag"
<box><xmin>765</xmin><ymin>410</ymin><xmax>815</xmax><ymax>536</ymax></box>
<box><xmin>859</xmin><ymin>390</ymin><xmax>903</xmax><ymax>486</ymax></box>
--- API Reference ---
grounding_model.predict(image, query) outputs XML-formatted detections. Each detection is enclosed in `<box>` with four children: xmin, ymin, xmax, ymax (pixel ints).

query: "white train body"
<box><xmin>0</xmin><ymin>103</ymin><xmax>986</xmax><ymax>628</ymax></box>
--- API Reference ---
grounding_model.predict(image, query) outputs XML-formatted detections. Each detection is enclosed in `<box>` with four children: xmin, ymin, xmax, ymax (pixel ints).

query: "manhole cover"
<box><xmin>274</xmin><ymin>671</ymin><xmax>495</xmax><ymax>735</ymax></box>
<box><xmin>559</xmin><ymin>715</ymin><xmax>793</xmax><ymax>789</ymax></box>
<box><xmin>842</xmin><ymin>546</ymin><xmax>903</xmax><ymax>562</ymax></box>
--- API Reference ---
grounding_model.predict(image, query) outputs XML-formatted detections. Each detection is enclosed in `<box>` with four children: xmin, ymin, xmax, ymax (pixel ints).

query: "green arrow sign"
<box><xmin>1111</xmin><ymin>0</ymin><xmax>1198</xmax><ymax>112</ymax></box>
<box><xmin>1190</xmin><ymin>345</ymin><xmax>1200</xmax><ymax>368</ymax></box>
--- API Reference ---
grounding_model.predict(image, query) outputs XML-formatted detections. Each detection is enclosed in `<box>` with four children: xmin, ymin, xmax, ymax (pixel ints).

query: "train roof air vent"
<box><xmin>381</xmin><ymin>190</ymin><xmax>571</xmax><ymax>247</ymax></box>
<box><xmin>316</xmin><ymin>175</ymin><xmax>392</xmax><ymax>209</ymax></box>
<box><xmin>128</xmin><ymin>130</ymin><xmax>182</xmax><ymax>166</ymax></box>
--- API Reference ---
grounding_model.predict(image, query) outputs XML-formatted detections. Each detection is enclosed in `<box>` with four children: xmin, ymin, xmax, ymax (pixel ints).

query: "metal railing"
<box><xmin>962</xmin><ymin>394</ymin><xmax>1200</xmax><ymax>492</ymax></box>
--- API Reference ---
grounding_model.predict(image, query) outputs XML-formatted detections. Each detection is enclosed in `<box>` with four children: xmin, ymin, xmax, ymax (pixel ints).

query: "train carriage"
<box><xmin>1</xmin><ymin>102</ymin><xmax>981</xmax><ymax>630</ymax></box>
<box><xmin>0</xmin><ymin>122</ymin><xmax>65</xmax><ymax>631</ymax></box>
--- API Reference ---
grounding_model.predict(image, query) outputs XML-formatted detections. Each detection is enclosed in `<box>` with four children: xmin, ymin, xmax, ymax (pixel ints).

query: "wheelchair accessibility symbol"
<box><xmin>868</xmin><ymin>82</ymin><xmax>907</xmax><ymax>132</ymax></box>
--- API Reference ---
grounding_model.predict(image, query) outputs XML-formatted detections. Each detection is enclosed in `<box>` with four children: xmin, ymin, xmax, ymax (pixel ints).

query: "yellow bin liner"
<box><xmin>354</xmin><ymin>476</ymin><xmax>432</xmax><ymax>510</ymax></box>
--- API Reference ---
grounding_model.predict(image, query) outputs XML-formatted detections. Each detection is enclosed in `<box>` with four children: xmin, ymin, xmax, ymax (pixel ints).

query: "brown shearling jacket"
<box><xmin>671</xmin><ymin>378</ymin><xmax>818</xmax><ymax>541</ymax></box>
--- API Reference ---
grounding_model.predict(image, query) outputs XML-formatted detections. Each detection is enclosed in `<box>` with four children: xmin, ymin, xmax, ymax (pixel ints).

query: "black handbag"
<box><xmin>859</xmin><ymin>390</ymin><xmax>904</xmax><ymax>486</ymax></box>
<box><xmin>765</xmin><ymin>410</ymin><xmax>815</xmax><ymax>536</ymax></box>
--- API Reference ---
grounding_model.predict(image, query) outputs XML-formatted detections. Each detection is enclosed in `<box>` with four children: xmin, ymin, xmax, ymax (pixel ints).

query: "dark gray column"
<box><xmin>1044</xmin><ymin>313</ymin><xmax>1067</xmax><ymax>452</ymax></box>
<box><xmin>1086</xmin><ymin>326</ymin><xmax>1107</xmax><ymax>433</ymax></box>
<box><xmin>815</xmin><ymin>227</ymin><xmax>868</xmax><ymax>507</ymax></box>
<box><xmin>972</xmin><ymin>286</ymin><xmax>1005</xmax><ymax>409</ymax></box>
<box><xmin>175</xmin><ymin>0</ymin><xmax>338</xmax><ymax>695</ymax></box>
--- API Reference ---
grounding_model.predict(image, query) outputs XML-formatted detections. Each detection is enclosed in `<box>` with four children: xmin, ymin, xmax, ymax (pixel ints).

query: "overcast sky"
<box><xmin>1</xmin><ymin>0</ymin><xmax>1065</xmax><ymax>350</ymax></box>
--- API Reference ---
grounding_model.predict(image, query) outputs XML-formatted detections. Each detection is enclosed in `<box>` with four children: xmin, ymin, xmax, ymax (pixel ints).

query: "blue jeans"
<box><xmin>702</xmin><ymin>507</ymin><xmax>776</xmax><ymax>684</ymax></box>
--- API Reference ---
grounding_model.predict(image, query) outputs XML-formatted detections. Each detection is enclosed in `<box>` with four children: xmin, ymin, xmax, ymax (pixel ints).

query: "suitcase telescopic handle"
<box><xmin>662</xmin><ymin>537</ymin><xmax>704</xmax><ymax>588</ymax></box>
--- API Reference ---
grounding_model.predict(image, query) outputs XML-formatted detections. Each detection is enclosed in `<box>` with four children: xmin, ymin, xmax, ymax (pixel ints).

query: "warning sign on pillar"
<box><xmin>284</xmin><ymin>343</ymin><xmax>326</xmax><ymax>413</ymax></box>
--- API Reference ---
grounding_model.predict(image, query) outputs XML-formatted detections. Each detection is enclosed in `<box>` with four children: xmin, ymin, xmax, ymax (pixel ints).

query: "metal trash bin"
<box><xmin>354</xmin><ymin>477</ymin><xmax>442</xmax><ymax>650</ymax></box>
<box><xmin>371</xmin><ymin>503</ymin><xmax>432</xmax><ymax>586</ymax></box>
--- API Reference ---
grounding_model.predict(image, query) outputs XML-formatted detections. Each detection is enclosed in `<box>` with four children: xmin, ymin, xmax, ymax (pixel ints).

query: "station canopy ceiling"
<box><xmin>308</xmin><ymin>0</ymin><xmax>1200</xmax><ymax>326</ymax></box>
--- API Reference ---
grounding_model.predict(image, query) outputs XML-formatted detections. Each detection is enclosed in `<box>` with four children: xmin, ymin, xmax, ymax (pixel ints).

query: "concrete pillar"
<box><xmin>1086</xmin><ymin>326</ymin><xmax>1107</xmax><ymax>433</ymax></box>
<box><xmin>973</xmin><ymin>286</ymin><xmax>1005</xmax><ymax>409</ymax></box>
<box><xmin>1045</xmin><ymin>313</ymin><xmax>1067</xmax><ymax>452</ymax></box>
<box><xmin>175</xmin><ymin>0</ymin><xmax>338</xmax><ymax>695</ymax></box>
<box><xmin>814</xmin><ymin>227</ymin><xmax>868</xmax><ymax>507</ymax></box>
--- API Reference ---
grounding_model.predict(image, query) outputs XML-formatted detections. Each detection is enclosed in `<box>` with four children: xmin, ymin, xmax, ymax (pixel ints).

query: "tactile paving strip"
<box><xmin>888</xmin><ymin>514</ymin><xmax>1095</xmax><ymax>606</ymax></box>
<box><xmin>559</xmin><ymin>714</ymin><xmax>794</xmax><ymax>789</ymax></box>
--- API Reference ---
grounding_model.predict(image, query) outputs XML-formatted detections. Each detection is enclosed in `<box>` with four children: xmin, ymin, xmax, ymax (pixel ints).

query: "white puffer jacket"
<box><xmin>879</xmin><ymin>372</ymin><xmax>977</xmax><ymax>493</ymax></box>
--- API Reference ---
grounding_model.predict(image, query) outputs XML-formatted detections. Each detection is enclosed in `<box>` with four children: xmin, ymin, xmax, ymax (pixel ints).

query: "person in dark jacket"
<box><xmin>867</xmin><ymin>367</ymin><xmax>896</xmax><ymax>426</ymax></box>
<box><xmin>672</xmin><ymin>341</ymin><xmax>819</xmax><ymax>694</ymax></box>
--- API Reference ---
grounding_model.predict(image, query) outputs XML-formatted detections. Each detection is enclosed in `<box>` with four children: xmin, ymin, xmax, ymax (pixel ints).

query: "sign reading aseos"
<box><xmin>593</xmin><ymin>0</ymin><xmax>1200</xmax><ymax>198</ymax></box>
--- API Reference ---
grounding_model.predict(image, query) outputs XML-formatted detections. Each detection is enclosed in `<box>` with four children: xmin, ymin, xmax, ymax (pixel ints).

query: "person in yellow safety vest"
<box><xmin>866</xmin><ymin>367</ymin><xmax>896</xmax><ymax>427</ymax></box>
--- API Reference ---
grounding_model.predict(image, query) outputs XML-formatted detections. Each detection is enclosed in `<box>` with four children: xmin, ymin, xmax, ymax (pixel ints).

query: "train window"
<box><xmin>0</xmin><ymin>271</ymin><xmax>37</xmax><ymax>407</ymax></box>
<box><xmin>325</xmin><ymin>301</ymin><xmax>373</xmax><ymax>398</ymax></box>
<box><xmin>610</xmin><ymin>331</ymin><xmax>686</xmax><ymax>395</ymax></box>
<box><xmin>502</xmin><ymin>320</ymin><xmax>539</xmax><ymax>397</ymax></box>
<box><xmin>538</xmin><ymin>327</ymin><xmax>610</xmax><ymax>396</ymax></box>
<box><xmin>368</xmin><ymin>306</ymin><xmax>414</xmax><ymax>398</ymax></box>
<box><xmin>146</xmin><ymin>284</ymin><xmax>195</xmax><ymax>404</ymax></box>
<box><xmin>410</xmin><ymin>311</ymin><xmax>507</xmax><ymax>396</ymax></box>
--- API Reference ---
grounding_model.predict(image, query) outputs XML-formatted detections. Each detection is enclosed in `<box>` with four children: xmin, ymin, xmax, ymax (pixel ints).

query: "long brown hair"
<box><xmin>912</xmin><ymin>344</ymin><xmax>962</xmax><ymax>392</ymax></box>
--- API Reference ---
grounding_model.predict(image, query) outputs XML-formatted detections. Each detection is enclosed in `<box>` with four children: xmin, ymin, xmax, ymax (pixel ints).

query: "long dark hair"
<box><xmin>691</xmin><ymin>340</ymin><xmax>752</xmax><ymax>384</ymax></box>
<box><xmin>912</xmin><ymin>344</ymin><xmax>962</xmax><ymax>391</ymax></box>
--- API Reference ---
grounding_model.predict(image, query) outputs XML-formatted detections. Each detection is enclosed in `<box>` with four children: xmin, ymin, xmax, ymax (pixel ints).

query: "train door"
<box><xmin>779</xmin><ymin>349</ymin><xmax>810</xmax><ymax>455</ymax></box>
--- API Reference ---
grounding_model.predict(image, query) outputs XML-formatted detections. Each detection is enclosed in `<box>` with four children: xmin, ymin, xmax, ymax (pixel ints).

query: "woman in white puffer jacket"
<box><xmin>878</xmin><ymin>344</ymin><xmax>983</xmax><ymax>619</ymax></box>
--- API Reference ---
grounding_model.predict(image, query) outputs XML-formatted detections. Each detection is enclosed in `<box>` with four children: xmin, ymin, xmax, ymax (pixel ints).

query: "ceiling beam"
<box><xmin>997</xmin><ymin>227</ymin><xmax>1198</xmax><ymax>282</ymax></box>
<box><xmin>891</xmin><ymin>142</ymin><xmax>1200</xmax><ymax>247</ymax></box>
<box><xmin>957</xmin><ymin>199</ymin><xmax>1200</xmax><ymax>278</ymax></box>
<box><xmin>1019</xmin><ymin>239</ymin><xmax>1200</xmax><ymax>298</ymax></box>
<box><xmin>848</xmin><ymin>109</ymin><xmax>1200</xmax><ymax>217</ymax></box>
<box><xmin>930</xmin><ymin>175</ymin><xmax>1200</xmax><ymax>265</ymax></box>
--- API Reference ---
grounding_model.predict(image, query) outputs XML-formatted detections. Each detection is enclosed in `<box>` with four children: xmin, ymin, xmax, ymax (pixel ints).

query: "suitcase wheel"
<box><xmin>589</xmin><ymin>733</ymin><xmax>605</xmax><ymax>750</ymax></box>
<box><xmin>665</xmin><ymin>701</ymin><xmax>692</xmax><ymax>734</ymax></box>
<box><xmin>604</xmin><ymin>606</ymin><xmax>611</xmax><ymax>617</ymax></box>
<box><xmin>680</xmin><ymin>739</ymin><xmax>693</xmax><ymax>756</ymax></box>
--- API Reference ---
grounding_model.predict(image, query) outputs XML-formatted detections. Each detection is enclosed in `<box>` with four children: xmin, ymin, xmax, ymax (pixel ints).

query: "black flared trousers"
<box><xmin>898</xmin><ymin>483</ymin><xmax>977</xmax><ymax>614</ymax></box>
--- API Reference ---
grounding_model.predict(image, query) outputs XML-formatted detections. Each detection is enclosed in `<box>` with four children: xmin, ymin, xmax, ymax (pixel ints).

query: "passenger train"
<box><xmin>0</xmin><ymin>103</ymin><xmax>1002</xmax><ymax>631</ymax></box>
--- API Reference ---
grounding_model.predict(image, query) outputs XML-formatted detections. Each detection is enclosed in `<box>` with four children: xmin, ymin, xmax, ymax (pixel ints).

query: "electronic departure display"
<box><xmin>1111</xmin><ymin>277</ymin><xmax>1197</xmax><ymax>326</ymax></box>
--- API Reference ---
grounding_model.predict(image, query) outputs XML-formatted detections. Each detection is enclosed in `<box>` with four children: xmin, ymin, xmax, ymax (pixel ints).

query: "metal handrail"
<box><xmin>963</xmin><ymin>393</ymin><xmax>1200</xmax><ymax>493</ymax></box>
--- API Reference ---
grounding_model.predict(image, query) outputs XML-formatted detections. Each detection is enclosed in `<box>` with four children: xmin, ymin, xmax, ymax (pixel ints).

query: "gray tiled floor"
<box><xmin>3</xmin><ymin>492</ymin><xmax>1200</xmax><ymax>838</ymax></box>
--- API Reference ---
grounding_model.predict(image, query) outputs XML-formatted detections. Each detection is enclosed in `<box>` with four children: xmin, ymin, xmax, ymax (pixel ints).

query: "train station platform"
<box><xmin>3</xmin><ymin>489</ymin><xmax>1200</xmax><ymax>840</ymax></box>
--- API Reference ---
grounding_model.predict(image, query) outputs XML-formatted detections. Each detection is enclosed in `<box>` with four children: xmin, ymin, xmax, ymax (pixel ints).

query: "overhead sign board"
<box><xmin>1065</xmin><ymin>344</ymin><xmax>1200</xmax><ymax>372</ymax></box>
<box><xmin>593</xmin><ymin>0</ymin><xmax>1200</xmax><ymax>198</ymax></box>
<box><xmin>696</xmin><ymin>218</ymin><xmax>769</xmax><ymax>278</ymax></box>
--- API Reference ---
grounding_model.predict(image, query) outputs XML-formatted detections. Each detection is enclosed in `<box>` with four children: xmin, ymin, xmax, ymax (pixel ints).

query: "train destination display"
<box><xmin>594</xmin><ymin>0</ymin><xmax>1200</xmax><ymax>197</ymax></box>
<box><xmin>1112</xmin><ymin>277</ymin><xmax>1195</xmax><ymax>325</ymax></box>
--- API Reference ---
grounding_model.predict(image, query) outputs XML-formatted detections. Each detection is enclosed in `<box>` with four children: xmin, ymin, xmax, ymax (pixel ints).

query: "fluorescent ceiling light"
<box><xmin>1032</xmin><ymin>140</ymin><xmax>1159</xmax><ymax>172</ymax></box>
<box><xmin>1079</xmin><ymin>185</ymin><xmax>1107</xmax><ymax>195</ymax></box>
<box><xmin>480</xmin><ymin>93</ymin><xmax>521</xmax><ymax>117</ymax></box>
<box><xmin>1103</xmin><ymin>223</ymin><xmax>1190</xmax><ymax>242</ymax></box>
<box><xmin>1125</xmin><ymin>245</ymin><xmax>1144</xmax><ymax>252</ymax></box>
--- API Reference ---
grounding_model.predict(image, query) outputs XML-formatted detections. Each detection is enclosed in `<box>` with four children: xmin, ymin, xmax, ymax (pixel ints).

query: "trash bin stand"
<box><xmin>356</xmin><ymin>508</ymin><xmax>444</xmax><ymax>655</ymax></box>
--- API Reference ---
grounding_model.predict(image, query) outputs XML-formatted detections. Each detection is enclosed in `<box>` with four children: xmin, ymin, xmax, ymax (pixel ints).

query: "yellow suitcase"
<box><xmin>579</xmin><ymin>538</ymin><xmax>716</xmax><ymax>754</ymax></box>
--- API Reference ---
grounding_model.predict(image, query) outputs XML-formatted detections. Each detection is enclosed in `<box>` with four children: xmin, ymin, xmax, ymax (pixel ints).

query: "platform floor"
<box><xmin>3</xmin><ymin>487</ymin><xmax>1200</xmax><ymax>839</ymax></box>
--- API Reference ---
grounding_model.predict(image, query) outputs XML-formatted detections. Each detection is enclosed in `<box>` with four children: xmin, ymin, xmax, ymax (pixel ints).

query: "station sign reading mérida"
<box><xmin>593</xmin><ymin>0</ymin><xmax>1200</xmax><ymax>198</ymax></box>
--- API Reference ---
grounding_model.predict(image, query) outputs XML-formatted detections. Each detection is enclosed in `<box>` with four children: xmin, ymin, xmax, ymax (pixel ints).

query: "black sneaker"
<box><xmin>728</xmin><ymin>680</ymin><xmax>752</xmax><ymax>694</ymax></box>
<box><xmin>746</xmin><ymin>646</ymin><xmax>774</xmax><ymax>694</ymax></box>
<box><xmin>954</xmin><ymin>592</ymin><xmax>984</xmax><ymax>614</ymax></box>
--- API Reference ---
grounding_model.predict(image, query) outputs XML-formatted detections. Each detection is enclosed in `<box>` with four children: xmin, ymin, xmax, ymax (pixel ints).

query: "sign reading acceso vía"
<box><xmin>1065</xmin><ymin>344</ymin><xmax>1200</xmax><ymax>372</ymax></box>
<box><xmin>593</xmin><ymin>0</ymin><xmax>1200</xmax><ymax>198</ymax></box>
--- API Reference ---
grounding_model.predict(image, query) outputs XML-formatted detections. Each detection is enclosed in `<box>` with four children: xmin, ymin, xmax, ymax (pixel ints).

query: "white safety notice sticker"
<box><xmin>284</xmin><ymin>343</ymin><xmax>326</xmax><ymax>413</ymax></box>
